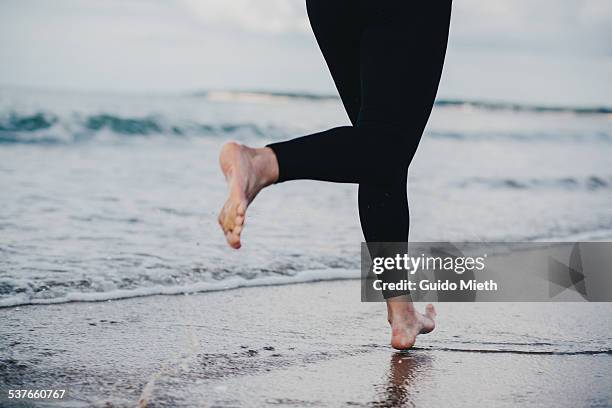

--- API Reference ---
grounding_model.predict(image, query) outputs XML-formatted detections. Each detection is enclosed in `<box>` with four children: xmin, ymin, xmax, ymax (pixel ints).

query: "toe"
<box><xmin>235</xmin><ymin>215</ymin><xmax>245</xmax><ymax>227</ymax></box>
<box><xmin>222</xmin><ymin>208</ymin><xmax>236</xmax><ymax>231</ymax></box>
<box><xmin>425</xmin><ymin>304</ymin><xmax>436</xmax><ymax>317</ymax></box>
<box><xmin>227</xmin><ymin>231</ymin><xmax>241</xmax><ymax>249</ymax></box>
<box><xmin>237</xmin><ymin>201</ymin><xmax>247</xmax><ymax>216</ymax></box>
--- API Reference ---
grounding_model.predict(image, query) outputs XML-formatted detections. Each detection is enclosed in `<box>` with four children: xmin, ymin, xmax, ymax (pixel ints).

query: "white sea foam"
<box><xmin>0</xmin><ymin>268</ymin><xmax>359</xmax><ymax>308</ymax></box>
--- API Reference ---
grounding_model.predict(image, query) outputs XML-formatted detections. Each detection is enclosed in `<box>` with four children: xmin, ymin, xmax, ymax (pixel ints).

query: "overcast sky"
<box><xmin>1</xmin><ymin>0</ymin><xmax>611</xmax><ymax>105</ymax></box>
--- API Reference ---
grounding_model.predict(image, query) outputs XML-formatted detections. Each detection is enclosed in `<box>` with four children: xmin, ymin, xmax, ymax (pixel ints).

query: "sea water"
<box><xmin>1</xmin><ymin>87</ymin><xmax>611</xmax><ymax>307</ymax></box>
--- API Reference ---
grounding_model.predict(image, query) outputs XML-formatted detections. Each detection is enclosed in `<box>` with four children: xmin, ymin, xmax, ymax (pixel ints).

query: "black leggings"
<box><xmin>268</xmin><ymin>0</ymin><xmax>452</xmax><ymax>297</ymax></box>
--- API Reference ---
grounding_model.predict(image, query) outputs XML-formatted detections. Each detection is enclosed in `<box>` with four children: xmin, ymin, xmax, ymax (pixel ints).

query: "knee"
<box><xmin>355</xmin><ymin>123</ymin><xmax>413</xmax><ymax>181</ymax></box>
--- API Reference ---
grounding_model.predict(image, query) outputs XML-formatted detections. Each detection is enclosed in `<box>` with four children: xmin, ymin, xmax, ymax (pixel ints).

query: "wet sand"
<box><xmin>1</xmin><ymin>280</ymin><xmax>611</xmax><ymax>407</ymax></box>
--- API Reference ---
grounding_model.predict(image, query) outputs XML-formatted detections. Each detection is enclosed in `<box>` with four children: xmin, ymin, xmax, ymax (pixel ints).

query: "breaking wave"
<box><xmin>0</xmin><ymin>268</ymin><xmax>359</xmax><ymax>308</ymax></box>
<box><xmin>195</xmin><ymin>90</ymin><xmax>612</xmax><ymax>115</ymax></box>
<box><xmin>0</xmin><ymin>111</ymin><xmax>284</xmax><ymax>144</ymax></box>
<box><xmin>458</xmin><ymin>175</ymin><xmax>612</xmax><ymax>191</ymax></box>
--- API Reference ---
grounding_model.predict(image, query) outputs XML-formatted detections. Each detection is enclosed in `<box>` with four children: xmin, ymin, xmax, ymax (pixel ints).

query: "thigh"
<box><xmin>357</xmin><ymin>1</ymin><xmax>452</xmax><ymax>134</ymax></box>
<box><xmin>306</xmin><ymin>0</ymin><xmax>363</xmax><ymax>125</ymax></box>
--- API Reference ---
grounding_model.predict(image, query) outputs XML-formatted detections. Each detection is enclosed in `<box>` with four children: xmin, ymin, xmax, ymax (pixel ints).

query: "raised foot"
<box><xmin>217</xmin><ymin>142</ymin><xmax>278</xmax><ymax>249</ymax></box>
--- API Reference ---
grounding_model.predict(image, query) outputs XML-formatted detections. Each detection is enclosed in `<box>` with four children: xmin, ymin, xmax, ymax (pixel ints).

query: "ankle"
<box><xmin>253</xmin><ymin>147</ymin><xmax>279</xmax><ymax>186</ymax></box>
<box><xmin>386</xmin><ymin>297</ymin><xmax>418</xmax><ymax>323</ymax></box>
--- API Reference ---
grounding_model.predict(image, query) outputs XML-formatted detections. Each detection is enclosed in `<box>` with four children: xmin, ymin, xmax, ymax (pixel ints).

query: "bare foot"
<box><xmin>218</xmin><ymin>142</ymin><xmax>278</xmax><ymax>249</ymax></box>
<box><xmin>387</xmin><ymin>299</ymin><xmax>436</xmax><ymax>350</ymax></box>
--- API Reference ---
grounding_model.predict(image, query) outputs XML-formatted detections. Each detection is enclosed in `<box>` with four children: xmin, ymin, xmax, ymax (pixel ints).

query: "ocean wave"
<box><xmin>0</xmin><ymin>112</ymin><xmax>57</xmax><ymax>132</ymax></box>
<box><xmin>0</xmin><ymin>111</ymin><xmax>283</xmax><ymax>144</ymax></box>
<box><xmin>1</xmin><ymin>110</ymin><xmax>609</xmax><ymax>145</ymax></box>
<box><xmin>457</xmin><ymin>175</ymin><xmax>612</xmax><ymax>191</ymax></box>
<box><xmin>194</xmin><ymin>90</ymin><xmax>338</xmax><ymax>102</ymax></box>
<box><xmin>428</xmin><ymin>130</ymin><xmax>612</xmax><ymax>142</ymax></box>
<box><xmin>193</xmin><ymin>90</ymin><xmax>612</xmax><ymax>115</ymax></box>
<box><xmin>0</xmin><ymin>268</ymin><xmax>359</xmax><ymax>308</ymax></box>
<box><xmin>434</xmin><ymin>99</ymin><xmax>612</xmax><ymax>115</ymax></box>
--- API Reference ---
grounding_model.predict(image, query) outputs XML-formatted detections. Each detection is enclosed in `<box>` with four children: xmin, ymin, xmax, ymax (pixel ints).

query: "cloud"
<box><xmin>177</xmin><ymin>0</ymin><xmax>612</xmax><ymax>54</ymax></box>
<box><xmin>179</xmin><ymin>0</ymin><xmax>310</xmax><ymax>34</ymax></box>
<box><xmin>0</xmin><ymin>0</ymin><xmax>610</xmax><ymax>98</ymax></box>
<box><xmin>450</xmin><ymin>0</ymin><xmax>612</xmax><ymax>54</ymax></box>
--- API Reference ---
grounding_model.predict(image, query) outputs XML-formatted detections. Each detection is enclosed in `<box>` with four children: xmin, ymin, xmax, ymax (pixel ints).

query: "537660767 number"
<box><xmin>7</xmin><ymin>389</ymin><xmax>66</xmax><ymax>399</ymax></box>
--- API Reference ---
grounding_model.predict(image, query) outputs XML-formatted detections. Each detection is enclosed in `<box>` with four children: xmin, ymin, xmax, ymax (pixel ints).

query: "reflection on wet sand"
<box><xmin>372</xmin><ymin>352</ymin><xmax>434</xmax><ymax>407</ymax></box>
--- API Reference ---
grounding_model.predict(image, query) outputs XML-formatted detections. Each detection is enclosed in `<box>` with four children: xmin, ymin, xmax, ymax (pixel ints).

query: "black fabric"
<box><xmin>267</xmin><ymin>0</ymin><xmax>452</xmax><ymax>298</ymax></box>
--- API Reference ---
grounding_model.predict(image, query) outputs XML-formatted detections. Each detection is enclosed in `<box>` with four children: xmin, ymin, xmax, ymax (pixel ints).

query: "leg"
<box><xmin>267</xmin><ymin>1</ymin><xmax>452</xmax><ymax>185</ymax></box>
<box><xmin>220</xmin><ymin>1</ymin><xmax>452</xmax><ymax>189</ymax></box>
<box><xmin>355</xmin><ymin>2</ymin><xmax>451</xmax><ymax>348</ymax></box>
<box><xmin>218</xmin><ymin>1</ymin><xmax>452</xmax><ymax>349</ymax></box>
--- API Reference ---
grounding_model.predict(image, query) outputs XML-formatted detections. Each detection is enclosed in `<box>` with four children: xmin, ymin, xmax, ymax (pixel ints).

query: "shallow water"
<box><xmin>1</xmin><ymin>281</ymin><xmax>610</xmax><ymax>407</ymax></box>
<box><xmin>1</xmin><ymin>88</ymin><xmax>611</xmax><ymax>306</ymax></box>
